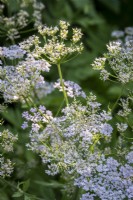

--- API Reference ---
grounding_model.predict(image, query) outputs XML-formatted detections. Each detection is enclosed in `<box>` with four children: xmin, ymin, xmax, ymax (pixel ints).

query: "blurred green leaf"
<box><xmin>98</xmin><ymin>0</ymin><xmax>120</xmax><ymax>13</ymax></box>
<box><xmin>12</xmin><ymin>191</ymin><xmax>23</xmax><ymax>198</ymax></box>
<box><xmin>24</xmin><ymin>195</ymin><xmax>32</xmax><ymax>200</ymax></box>
<box><xmin>23</xmin><ymin>179</ymin><xmax>30</xmax><ymax>192</ymax></box>
<box><xmin>76</xmin><ymin>16</ymin><xmax>104</xmax><ymax>27</ymax></box>
<box><xmin>1</xmin><ymin>107</ymin><xmax>22</xmax><ymax>128</ymax></box>
<box><xmin>70</xmin><ymin>0</ymin><xmax>89</xmax><ymax>9</ymax></box>
<box><xmin>35</xmin><ymin>180</ymin><xmax>64</xmax><ymax>188</ymax></box>
<box><xmin>107</xmin><ymin>85</ymin><xmax>122</xmax><ymax>97</ymax></box>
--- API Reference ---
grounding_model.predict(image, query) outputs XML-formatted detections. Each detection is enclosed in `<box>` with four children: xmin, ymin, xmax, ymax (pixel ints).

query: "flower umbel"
<box><xmin>92</xmin><ymin>28</ymin><xmax>133</xmax><ymax>84</ymax></box>
<box><xmin>20</xmin><ymin>20</ymin><xmax>83</xmax><ymax>65</ymax></box>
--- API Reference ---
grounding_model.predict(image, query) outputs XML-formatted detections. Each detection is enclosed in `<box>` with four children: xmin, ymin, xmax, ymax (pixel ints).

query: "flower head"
<box><xmin>21</xmin><ymin>20</ymin><xmax>83</xmax><ymax>65</ymax></box>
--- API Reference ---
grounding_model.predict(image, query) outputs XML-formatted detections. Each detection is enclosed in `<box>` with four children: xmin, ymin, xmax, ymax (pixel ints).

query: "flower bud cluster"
<box><xmin>59</xmin><ymin>20</ymin><xmax>70</xmax><ymax>39</ymax></box>
<box><xmin>20</xmin><ymin>20</ymin><xmax>83</xmax><ymax>64</ymax></box>
<box><xmin>72</xmin><ymin>28</ymin><xmax>83</xmax><ymax>43</ymax></box>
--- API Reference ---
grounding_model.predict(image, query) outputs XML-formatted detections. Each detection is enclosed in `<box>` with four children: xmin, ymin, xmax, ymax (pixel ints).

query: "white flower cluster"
<box><xmin>92</xmin><ymin>27</ymin><xmax>133</xmax><ymax>84</ymax></box>
<box><xmin>34</xmin><ymin>81</ymin><xmax>54</xmax><ymax>99</ymax></box>
<box><xmin>0</xmin><ymin>65</ymin><xmax>31</xmax><ymax>102</ymax></box>
<box><xmin>21</xmin><ymin>0</ymin><xmax>45</xmax><ymax>28</ymax></box>
<box><xmin>116</xmin><ymin>97</ymin><xmax>133</xmax><ymax>132</ymax></box>
<box><xmin>0</xmin><ymin>8</ymin><xmax>27</xmax><ymax>40</ymax></box>
<box><xmin>22</xmin><ymin>94</ymin><xmax>112</xmax><ymax>176</ymax></box>
<box><xmin>0</xmin><ymin>129</ymin><xmax>17</xmax><ymax>178</ymax></box>
<box><xmin>22</xmin><ymin>105</ymin><xmax>53</xmax><ymax>131</ymax></box>
<box><xmin>0</xmin><ymin>129</ymin><xmax>18</xmax><ymax>152</ymax></box>
<box><xmin>0</xmin><ymin>45</ymin><xmax>50</xmax><ymax>102</ymax></box>
<box><xmin>0</xmin><ymin>45</ymin><xmax>26</xmax><ymax>59</ymax></box>
<box><xmin>0</xmin><ymin>0</ymin><xmax>45</xmax><ymax>40</ymax></box>
<box><xmin>126</xmin><ymin>148</ymin><xmax>133</xmax><ymax>164</ymax></box>
<box><xmin>75</xmin><ymin>153</ymin><xmax>133</xmax><ymax>200</ymax></box>
<box><xmin>116</xmin><ymin>123</ymin><xmax>128</xmax><ymax>132</ymax></box>
<box><xmin>0</xmin><ymin>156</ymin><xmax>13</xmax><ymax>178</ymax></box>
<box><xmin>118</xmin><ymin>98</ymin><xmax>132</xmax><ymax>117</ymax></box>
<box><xmin>54</xmin><ymin>80</ymin><xmax>86</xmax><ymax>98</ymax></box>
<box><xmin>111</xmin><ymin>27</ymin><xmax>133</xmax><ymax>40</ymax></box>
<box><xmin>20</xmin><ymin>20</ymin><xmax>83</xmax><ymax>64</ymax></box>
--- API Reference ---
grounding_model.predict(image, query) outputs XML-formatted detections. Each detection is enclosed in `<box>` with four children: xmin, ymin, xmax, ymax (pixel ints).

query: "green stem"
<box><xmin>72</xmin><ymin>187</ymin><xmax>80</xmax><ymax>200</ymax></box>
<box><xmin>0</xmin><ymin>178</ymin><xmax>45</xmax><ymax>200</ymax></box>
<box><xmin>19</xmin><ymin>28</ymin><xmax>36</xmax><ymax>34</ymax></box>
<box><xmin>126</xmin><ymin>118</ymin><xmax>133</xmax><ymax>129</ymax></box>
<box><xmin>57</xmin><ymin>63</ymin><xmax>69</xmax><ymax>106</ymax></box>
<box><xmin>23</xmin><ymin>97</ymin><xmax>31</xmax><ymax>108</ymax></box>
<box><xmin>55</xmin><ymin>99</ymin><xmax>65</xmax><ymax>117</ymax></box>
<box><xmin>0</xmin><ymin>177</ymin><xmax>16</xmax><ymax>189</ymax></box>
<box><xmin>111</xmin><ymin>86</ymin><xmax>124</xmax><ymax>114</ymax></box>
<box><xmin>90</xmin><ymin>136</ymin><xmax>101</xmax><ymax>153</ymax></box>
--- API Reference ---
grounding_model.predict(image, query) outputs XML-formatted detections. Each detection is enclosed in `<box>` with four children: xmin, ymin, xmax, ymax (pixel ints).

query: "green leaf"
<box><xmin>24</xmin><ymin>195</ymin><xmax>32</xmax><ymax>200</ymax></box>
<box><xmin>107</xmin><ymin>86</ymin><xmax>122</xmax><ymax>97</ymax></box>
<box><xmin>70</xmin><ymin>0</ymin><xmax>90</xmax><ymax>10</ymax></box>
<box><xmin>1</xmin><ymin>108</ymin><xmax>22</xmax><ymax>128</ymax></box>
<box><xmin>23</xmin><ymin>179</ymin><xmax>30</xmax><ymax>192</ymax></box>
<box><xmin>6</xmin><ymin>0</ymin><xmax>20</xmax><ymax>13</ymax></box>
<box><xmin>34</xmin><ymin>180</ymin><xmax>64</xmax><ymax>188</ymax></box>
<box><xmin>98</xmin><ymin>0</ymin><xmax>120</xmax><ymax>13</ymax></box>
<box><xmin>12</xmin><ymin>192</ymin><xmax>23</xmax><ymax>198</ymax></box>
